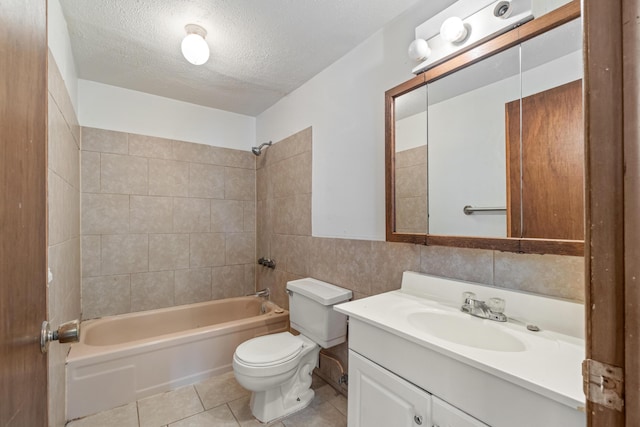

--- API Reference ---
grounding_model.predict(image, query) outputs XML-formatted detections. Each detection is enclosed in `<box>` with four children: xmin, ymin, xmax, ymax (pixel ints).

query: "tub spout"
<box><xmin>248</xmin><ymin>288</ymin><xmax>270</xmax><ymax>300</ymax></box>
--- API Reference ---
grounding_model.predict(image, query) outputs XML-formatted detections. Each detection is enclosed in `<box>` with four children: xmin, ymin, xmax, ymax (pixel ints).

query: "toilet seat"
<box><xmin>235</xmin><ymin>332</ymin><xmax>304</xmax><ymax>367</ymax></box>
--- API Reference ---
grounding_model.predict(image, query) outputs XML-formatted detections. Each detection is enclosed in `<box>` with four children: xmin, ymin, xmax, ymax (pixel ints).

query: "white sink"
<box><xmin>407</xmin><ymin>311</ymin><xmax>526</xmax><ymax>352</ymax></box>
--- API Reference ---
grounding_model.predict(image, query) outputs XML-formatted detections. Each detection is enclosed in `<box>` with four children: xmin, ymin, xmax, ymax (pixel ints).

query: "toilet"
<box><xmin>232</xmin><ymin>278</ymin><xmax>352</xmax><ymax>423</ymax></box>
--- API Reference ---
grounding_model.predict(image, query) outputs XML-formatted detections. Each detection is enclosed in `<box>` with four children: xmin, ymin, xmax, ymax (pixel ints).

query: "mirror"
<box><xmin>387</xmin><ymin>4</ymin><xmax>584</xmax><ymax>254</ymax></box>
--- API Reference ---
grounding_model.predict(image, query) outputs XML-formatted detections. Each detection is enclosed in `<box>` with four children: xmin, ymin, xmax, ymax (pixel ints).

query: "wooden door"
<box><xmin>505</xmin><ymin>79</ymin><xmax>584</xmax><ymax>240</ymax></box>
<box><xmin>0</xmin><ymin>1</ymin><xmax>49</xmax><ymax>426</ymax></box>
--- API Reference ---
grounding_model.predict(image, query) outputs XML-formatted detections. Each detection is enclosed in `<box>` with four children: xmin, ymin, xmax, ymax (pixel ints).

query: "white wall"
<box><xmin>48</xmin><ymin>0</ymin><xmax>78</xmax><ymax>112</ymax></box>
<box><xmin>257</xmin><ymin>0</ymin><xmax>457</xmax><ymax>240</ymax></box>
<box><xmin>78</xmin><ymin>80</ymin><xmax>256</xmax><ymax>150</ymax></box>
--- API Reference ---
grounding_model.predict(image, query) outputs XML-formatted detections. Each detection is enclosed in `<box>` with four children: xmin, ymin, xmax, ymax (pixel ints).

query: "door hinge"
<box><xmin>582</xmin><ymin>359</ymin><xmax>624</xmax><ymax>411</ymax></box>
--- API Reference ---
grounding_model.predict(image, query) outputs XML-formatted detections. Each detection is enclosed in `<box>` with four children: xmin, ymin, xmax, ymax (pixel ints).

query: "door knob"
<box><xmin>40</xmin><ymin>319</ymin><xmax>80</xmax><ymax>353</ymax></box>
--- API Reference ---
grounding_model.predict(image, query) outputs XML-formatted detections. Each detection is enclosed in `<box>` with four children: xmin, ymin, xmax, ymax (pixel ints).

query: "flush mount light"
<box><xmin>440</xmin><ymin>16</ymin><xmax>469</xmax><ymax>44</ymax></box>
<box><xmin>408</xmin><ymin>39</ymin><xmax>431</xmax><ymax>62</ymax></box>
<box><xmin>181</xmin><ymin>24</ymin><xmax>210</xmax><ymax>65</ymax></box>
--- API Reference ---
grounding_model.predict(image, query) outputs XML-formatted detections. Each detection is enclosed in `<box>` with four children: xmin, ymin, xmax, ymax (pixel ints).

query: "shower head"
<box><xmin>251</xmin><ymin>141</ymin><xmax>272</xmax><ymax>156</ymax></box>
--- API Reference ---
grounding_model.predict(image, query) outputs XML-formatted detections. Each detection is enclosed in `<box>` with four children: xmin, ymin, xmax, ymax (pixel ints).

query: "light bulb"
<box><xmin>181</xmin><ymin>28</ymin><xmax>210</xmax><ymax>65</ymax></box>
<box><xmin>440</xmin><ymin>17</ymin><xmax>468</xmax><ymax>44</ymax></box>
<box><xmin>408</xmin><ymin>39</ymin><xmax>431</xmax><ymax>62</ymax></box>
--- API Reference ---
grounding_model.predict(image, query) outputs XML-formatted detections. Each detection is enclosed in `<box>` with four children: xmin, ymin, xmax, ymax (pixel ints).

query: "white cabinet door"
<box><xmin>348</xmin><ymin>351</ymin><xmax>431</xmax><ymax>427</ymax></box>
<box><xmin>432</xmin><ymin>396</ymin><xmax>489</xmax><ymax>427</ymax></box>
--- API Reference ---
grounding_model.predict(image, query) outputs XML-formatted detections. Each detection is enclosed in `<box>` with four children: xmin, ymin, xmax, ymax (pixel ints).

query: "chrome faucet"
<box><xmin>248</xmin><ymin>288</ymin><xmax>270</xmax><ymax>299</ymax></box>
<box><xmin>461</xmin><ymin>294</ymin><xmax>507</xmax><ymax>322</ymax></box>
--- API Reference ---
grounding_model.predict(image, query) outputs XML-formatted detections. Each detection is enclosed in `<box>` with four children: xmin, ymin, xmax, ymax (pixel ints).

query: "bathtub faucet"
<box><xmin>248</xmin><ymin>288</ymin><xmax>270</xmax><ymax>300</ymax></box>
<box><xmin>258</xmin><ymin>257</ymin><xmax>276</xmax><ymax>269</ymax></box>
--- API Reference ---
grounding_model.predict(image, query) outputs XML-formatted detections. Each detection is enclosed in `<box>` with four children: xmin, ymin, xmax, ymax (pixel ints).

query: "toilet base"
<box><xmin>248</xmin><ymin>346</ymin><xmax>319</xmax><ymax>423</ymax></box>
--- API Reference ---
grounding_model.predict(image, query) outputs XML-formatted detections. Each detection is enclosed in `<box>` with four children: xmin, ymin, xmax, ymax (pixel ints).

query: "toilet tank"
<box><xmin>286</xmin><ymin>278</ymin><xmax>352</xmax><ymax>348</ymax></box>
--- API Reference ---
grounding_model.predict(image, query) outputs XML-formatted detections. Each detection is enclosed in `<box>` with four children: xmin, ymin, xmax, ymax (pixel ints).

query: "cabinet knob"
<box><xmin>414</xmin><ymin>415</ymin><xmax>423</xmax><ymax>425</ymax></box>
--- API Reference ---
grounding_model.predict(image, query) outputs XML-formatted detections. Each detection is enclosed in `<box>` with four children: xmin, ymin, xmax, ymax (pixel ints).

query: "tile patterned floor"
<box><xmin>66</xmin><ymin>372</ymin><xmax>347</xmax><ymax>427</ymax></box>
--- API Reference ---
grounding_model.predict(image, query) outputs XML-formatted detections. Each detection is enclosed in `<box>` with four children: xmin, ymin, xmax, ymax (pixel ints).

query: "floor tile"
<box><xmin>194</xmin><ymin>371</ymin><xmax>249</xmax><ymax>410</ymax></box>
<box><xmin>168</xmin><ymin>404</ymin><xmax>239</xmax><ymax>427</ymax></box>
<box><xmin>138</xmin><ymin>386</ymin><xmax>204</xmax><ymax>427</ymax></box>
<box><xmin>66</xmin><ymin>402</ymin><xmax>138</xmax><ymax>427</ymax></box>
<box><xmin>281</xmin><ymin>401</ymin><xmax>347</xmax><ymax>427</ymax></box>
<box><xmin>328</xmin><ymin>394</ymin><xmax>348</xmax><ymax>417</ymax></box>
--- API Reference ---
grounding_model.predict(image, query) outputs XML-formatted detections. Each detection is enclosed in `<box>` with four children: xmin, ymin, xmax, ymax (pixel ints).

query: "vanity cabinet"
<box><xmin>349</xmin><ymin>350</ymin><xmax>488</xmax><ymax>427</ymax></box>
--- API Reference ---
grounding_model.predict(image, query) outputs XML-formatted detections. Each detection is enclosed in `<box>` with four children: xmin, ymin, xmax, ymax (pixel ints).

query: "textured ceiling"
<box><xmin>59</xmin><ymin>0</ymin><xmax>422</xmax><ymax>116</ymax></box>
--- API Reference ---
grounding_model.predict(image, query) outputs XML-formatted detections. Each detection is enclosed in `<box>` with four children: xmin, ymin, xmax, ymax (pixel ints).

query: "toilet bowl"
<box><xmin>233</xmin><ymin>332</ymin><xmax>320</xmax><ymax>422</ymax></box>
<box><xmin>232</xmin><ymin>278</ymin><xmax>352</xmax><ymax>423</ymax></box>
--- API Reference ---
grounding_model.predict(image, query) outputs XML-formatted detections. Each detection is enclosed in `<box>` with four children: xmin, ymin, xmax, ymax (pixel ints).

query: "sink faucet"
<box><xmin>461</xmin><ymin>294</ymin><xmax>507</xmax><ymax>322</ymax></box>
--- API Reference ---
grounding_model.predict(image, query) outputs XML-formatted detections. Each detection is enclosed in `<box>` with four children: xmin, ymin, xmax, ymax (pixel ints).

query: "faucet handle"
<box><xmin>462</xmin><ymin>291</ymin><xmax>477</xmax><ymax>305</ymax></box>
<box><xmin>488</xmin><ymin>297</ymin><xmax>505</xmax><ymax>314</ymax></box>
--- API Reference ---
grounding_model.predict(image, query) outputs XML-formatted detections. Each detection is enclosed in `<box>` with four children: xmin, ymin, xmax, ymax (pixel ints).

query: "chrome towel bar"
<box><xmin>463</xmin><ymin>205</ymin><xmax>507</xmax><ymax>215</ymax></box>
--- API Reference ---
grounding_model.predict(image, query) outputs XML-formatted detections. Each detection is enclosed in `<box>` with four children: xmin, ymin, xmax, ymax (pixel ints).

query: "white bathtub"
<box><xmin>66</xmin><ymin>296</ymin><xmax>289</xmax><ymax>420</ymax></box>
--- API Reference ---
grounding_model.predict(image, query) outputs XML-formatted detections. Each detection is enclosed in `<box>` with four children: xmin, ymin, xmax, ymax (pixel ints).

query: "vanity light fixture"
<box><xmin>408</xmin><ymin>39</ymin><xmax>432</xmax><ymax>62</ymax></box>
<box><xmin>440</xmin><ymin>16</ymin><xmax>469</xmax><ymax>44</ymax></box>
<box><xmin>181</xmin><ymin>24</ymin><xmax>210</xmax><ymax>65</ymax></box>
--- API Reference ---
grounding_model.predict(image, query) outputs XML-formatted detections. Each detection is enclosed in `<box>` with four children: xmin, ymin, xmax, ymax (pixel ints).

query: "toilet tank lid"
<box><xmin>286</xmin><ymin>278</ymin><xmax>352</xmax><ymax>305</ymax></box>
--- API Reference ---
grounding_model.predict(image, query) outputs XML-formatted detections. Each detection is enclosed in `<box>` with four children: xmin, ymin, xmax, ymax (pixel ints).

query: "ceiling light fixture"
<box><xmin>440</xmin><ymin>17</ymin><xmax>469</xmax><ymax>44</ymax></box>
<box><xmin>181</xmin><ymin>24</ymin><xmax>210</xmax><ymax>65</ymax></box>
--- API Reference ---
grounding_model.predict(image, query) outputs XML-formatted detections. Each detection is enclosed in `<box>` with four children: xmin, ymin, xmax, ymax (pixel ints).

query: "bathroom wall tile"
<box><xmin>81</xmin><ymin>193</ymin><xmax>129</xmax><ymax>235</ymax></box>
<box><xmin>243</xmin><ymin>201</ymin><xmax>256</xmax><ymax>233</ymax></box>
<box><xmin>82</xmin><ymin>275</ymin><xmax>131</xmax><ymax>319</ymax></box>
<box><xmin>48</xmin><ymin>170</ymin><xmax>64</xmax><ymax>246</ymax></box>
<box><xmin>100</xmin><ymin>153</ymin><xmax>148</xmax><ymax>195</ymax></box>
<box><xmin>395</xmin><ymin>164</ymin><xmax>426</xmax><ymax>199</ymax></box>
<box><xmin>81</xmin><ymin>235</ymin><xmax>101</xmax><ymax>277</ymax></box>
<box><xmin>194</xmin><ymin>371</ymin><xmax>249</xmax><ymax>410</ymax></box>
<box><xmin>395</xmin><ymin>145</ymin><xmax>427</xmax><ymax>169</ymax></box>
<box><xmin>81</xmin><ymin>150</ymin><xmax>101</xmax><ymax>193</ymax></box>
<box><xmin>395</xmin><ymin>197</ymin><xmax>428</xmax><ymax>234</ymax></box>
<box><xmin>48</xmin><ymin>94</ymin><xmax>80</xmax><ymax>188</ymax></box>
<box><xmin>287</xmin><ymin>235</ymin><xmax>311</xmax><ymax>277</ymax></box>
<box><xmin>494</xmin><ymin>252</ymin><xmax>585</xmax><ymax>301</ymax></box>
<box><xmin>131</xmin><ymin>271</ymin><xmax>175</xmax><ymax>312</ymax></box>
<box><xmin>175</xmin><ymin>268</ymin><xmax>212</xmax><ymax>305</ymax></box>
<box><xmin>271</xmin><ymin>151</ymin><xmax>312</xmax><ymax>199</ymax></box>
<box><xmin>66</xmin><ymin>402</ymin><xmax>139</xmax><ymax>427</ymax></box>
<box><xmin>173</xmin><ymin>140</ymin><xmax>218</xmax><ymax>164</ymax></box>
<box><xmin>269</xmin><ymin>234</ymin><xmax>288</xmax><ymax>272</ymax></box>
<box><xmin>63</xmin><ymin>180</ymin><xmax>81</xmax><ymax>240</ymax></box>
<box><xmin>48</xmin><ymin>51</ymin><xmax>80</xmax><ymax>146</ymax></box>
<box><xmin>256</xmin><ymin>200</ymin><xmax>271</xmax><ymax>255</ymax></box>
<box><xmin>149</xmin><ymin>158</ymin><xmax>189</xmax><ymax>197</ymax></box>
<box><xmin>214</xmin><ymin>146</ymin><xmax>255</xmax><ymax>169</ymax></box>
<box><xmin>190</xmin><ymin>233</ymin><xmax>226</xmax><ymax>268</ymax></box>
<box><xmin>272</xmin><ymin>194</ymin><xmax>312</xmax><ymax>236</ymax></box>
<box><xmin>129</xmin><ymin>133</ymin><xmax>173</xmax><ymax>159</ymax></box>
<box><xmin>420</xmin><ymin>245</ymin><xmax>494</xmax><ymax>285</ymax></box>
<box><xmin>82</xmin><ymin>127</ymin><xmax>128</xmax><ymax>154</ymax></box>
<box><xmin>149</xmin><ymin>233</ymin><xmax>190</xmax><ymax>271</ymax></box>
<box><xmin>308</xmin><ymin>238</ymin><xmax>339</xmax><ymax>286</ymax></box>
<box><xmin>130</xmin><ymin>195</ymin><xmax>173</xmax><ymax>233</ymax></box>
<box><xmin>370</xmin><ymin>241</ymin><xmax>421</xmax><ymax>295</ymax></box>
<box><xmin>48</xmin><ymin>238</ymin><xmax>81</xmax><ymax>323</ymax></box>
<box><xmin>173</xmin><ymin>198</ymin><xmax>210</xmax><ymax>232</ymax></box>
<box><xmin>189</xmin><ymin>163</ymin><xmax>225</xmax><ymax>198</ymax></box>
<box><xmin>261</xmin><ymin>127</ymin><xmax>312</xmax><ymax>167</ymax></box>
<box><xmin>211</xmin><ymin>199</ymin><xmax>244</xmax><ymax>232</ymax></box>
<box><xmin>225</xmin><ymin>167</ymin><xmax>256</xmax><ymax>201</ymax></box>
<box><xmin>101</xmin><ymin>234</ymin><xmax>149</xmax><ymax>275</ymax></box>
<box><xmin>244</xmin><ymin>264</ymin><xmax>256</xmax><ymax>294</ymax></box>
<box><xmin>212</xmin><ymin>265</ymin><xmax>246</xmax><ymax>299</ymax></box>
<box><xmin>226</xmin><ymin>233</ymin><xmax>255</xmax><ymax>265</ymax></box>
<box><xmin>334</xmin><ymin>239</ymin><xmax>373</xmax><ymax>295</ymax></box>
<box><xmin>273</xmin><ymin>271</ymin><xmax>304</xmax><ymax>311</ymax></box>
<box><xmin>256</xmin><ymin>165</ymin><xmax>270</xmax><ymax>201</ymax></box>
<box><xmin>138</xmin><ymin>385</ymin><xmax>204</xmax><ymax>427</ymax></box>
<box><xmin>169</xmin><ymin>405</ymin><xmax>240</xmax><ymax>427</ymax></box>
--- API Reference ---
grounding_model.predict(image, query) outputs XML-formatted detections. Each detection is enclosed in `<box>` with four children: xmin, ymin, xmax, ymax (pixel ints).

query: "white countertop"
<box><xmin>335</xmin><ymin>275</ymin><xmax>586</xmax><ymax>411</ymax></box>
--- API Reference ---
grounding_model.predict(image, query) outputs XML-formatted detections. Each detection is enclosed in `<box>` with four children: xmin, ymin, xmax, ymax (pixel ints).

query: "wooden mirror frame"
<box><xmin>385</xmin><ymin>0</ymin><xmax>583</xmax><ymax>256</ymax></box>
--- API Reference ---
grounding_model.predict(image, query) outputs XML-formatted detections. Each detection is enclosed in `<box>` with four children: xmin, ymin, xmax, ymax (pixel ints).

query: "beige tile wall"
<box><xmin>395</xmin><ymin>145</ymin><xmax>428</xmax><ymax>233</ymax></box>
<box><xmin>47</xmin><ymin>51</ymin><xmax>82</xmax><ymax>427</ymax></box>
<box><xmin>80</xmin><ymin>128</ymin><xmax>257</xmax><ymax>319</ymax></box>
<box><xmin>255</xmin><ymin>127</ymin><xmax>585</xmax><ymax>394</ymax></box>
